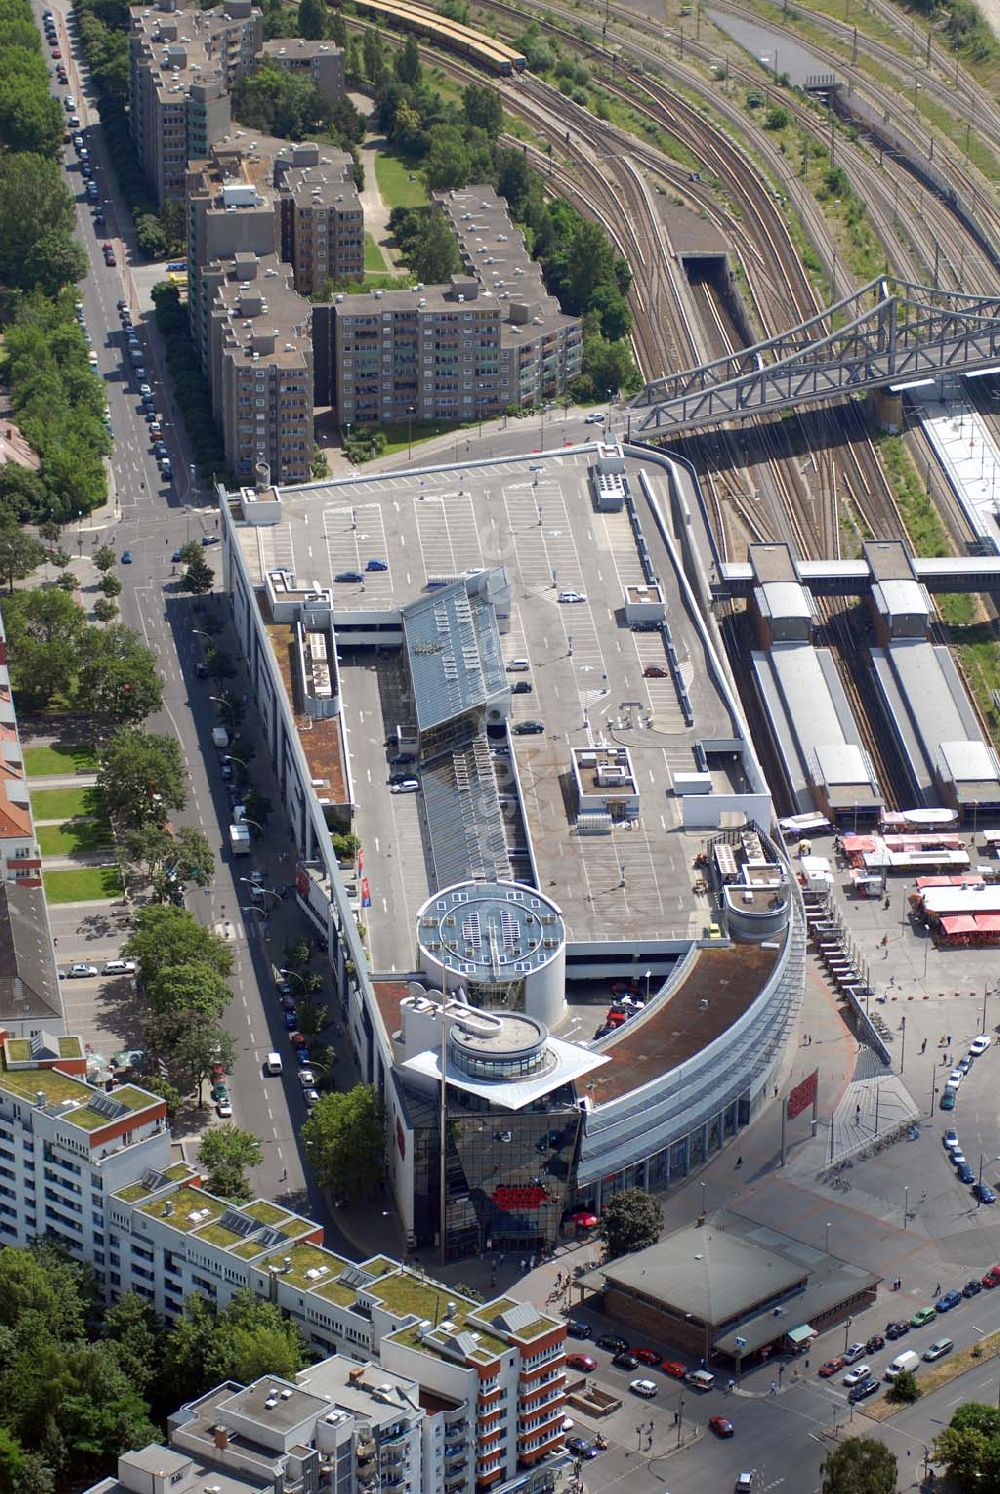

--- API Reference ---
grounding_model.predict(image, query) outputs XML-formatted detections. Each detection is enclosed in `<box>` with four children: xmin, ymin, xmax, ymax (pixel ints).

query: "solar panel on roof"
<box><xmin>88</xmin><ymin>1092</ymin><xmax>129</xmax><ymax>1120</ymax></box>
<box><xmin>219</xmin><ymin>1208</ymin><xmax>259</xmax><ymax>1239</ymax></box>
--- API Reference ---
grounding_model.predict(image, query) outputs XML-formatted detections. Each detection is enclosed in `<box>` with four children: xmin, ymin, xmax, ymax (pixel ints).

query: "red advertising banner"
<box><xmin>295</xmin><ymin>864</ymin><xmax>309</xmax><ymax>899</ymax></box>
<box><xmin>491</xmin><ymin>1184</ymin><xmax>549</xmax><ymax>1211</ymax></box>
<box><xmin>787</xmin><ymin>1068</ymin><xmax>818</xmax><ymax>1120</ymax></box>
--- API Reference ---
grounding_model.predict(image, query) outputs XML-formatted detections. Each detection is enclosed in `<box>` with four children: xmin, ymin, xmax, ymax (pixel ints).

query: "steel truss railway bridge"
<box><xmin>630</xmin><ymin>277</ymin><xmax>1000</xmax><ymax>434</ymax></box>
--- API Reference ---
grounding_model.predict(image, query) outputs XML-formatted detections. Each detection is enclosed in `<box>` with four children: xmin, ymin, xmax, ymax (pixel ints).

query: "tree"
<box><xmin>0</xmin><ymin>520</ymin><xmax>45</xmax><ymax>592</ymax></box>
<box><xmin>408</xmin><ymin>209</ymin><xmax>461</xmax><ymax>284</ymax></box>
<box><xmin>295</xmin><ymin>1002</ymin><xmax>329</xmax><ymax>1040</ymax></box>
<box><xmin>101</xmin><ymin>1293</ymin><xmax>164</xmax><ymax>1395</ymax></box>
<box><xmin>820</xmin><ymin>1437</ymin><xmax>897</xmax><ymax>1494</ymax></box>
<box><xmin>92</xmin><ymin>596</ymin><xmax>118</xmax><ymax>623</ymax></box>
<box><xmin>98</xmin><ymin>729</ymin><xmax>186</xmax><ymax>828</ymax></box>
<box><xmin>56</xmin><ymin>570</ymin><xmax>79</xmax><ymax>593</ymax></box>
<box><xmin>0</xmin><ymin>155</ymin><xmax>87</xmax><ymax>295</ymax></box>
<box><xmin>180</xmin><ymin>550</ymin><xmax>214</xmax><ymax>595</ymax></box>
<box><xmin>77</xmin><ymin>623</ymin><xmax>163</xmax><ymax>726</ymax></box>
<box><xmin>0</xmin><ymin>1432</ymin><xmax>54</xmax><ymax>1494</ymax></box>
<box><xmin>204</xmin><ymin>1291</ymin><xmax>307</xmax><ymax>1388</ymax></box>
<box><xmin>887</xmin><ymin>1367</ymin><xmax>920</xmax><ymax>1404</ymax></box>
<box><xmin>197</xmin><ymin>1124</ymin><xmax>262</xmax><ymax>1202</ymax></box>
<box><xmin>98</xmin><ymin>571</ymin><xmax>122</xmax><ymax>598</ymax></box>
<box><xmin>396</xmin><ymin>33</ymin><xmax>422</xmax><ymax>85</ymax></box>
<box><xmin>213</xmin><ymin>689</ymin><xmax>245</xmax><ymax>733</ymax></box>
<box><xmin>297</xmin><ymin>0</ymin><xmax>327</xmax><ymax>38</ymax></box>
<box><xmin>170</xmin><ymin>1017</ymin><xmax>236</xmax><ymax>1103</ymax></box>
<box><xmin>1</xmin><ymin>585</ymin><xmax>86</xmax><ymax>706</ymax></box>
<box><xmin>301</xmin><ymin>1084</ymin><xmax>386</xmax><ymax>1202</ymax></box>
<box><xmin>163</xmin><ymin>825</ymin><xmax>214</xmax><ymax>891</ymax></box>
<box><xmin>932</xmin><ymin>1403</ymin><xmax>1000</xmax><ymax>1487</ymax></box>
<box><xmin>147</xmin><ymin>962</ymin><xmax>232</xmax><ymax>1021</ymax></box>
<box><xmin>423</xmin><ymin>125</ymin><xmax>471</xmax><ymax>193</ymax></box>
<box><xmin>597</xmin><ymin>1188</ymin><xmax>662</xmax><ymax>1259</ymax></box>
<box><xmin>92</xmin><ymin>544</ymin><xmax>117</xmax><ymax>573</ymax></box>
<box><xmin>140</xmin><ymin>1075</ymin><xmax>183</xmax><ymax>1122</ymax></box>
<box><xmin>125</xmin><ymin>904</ymin><xmax>233</xmax><ymax>986</ymax></box>
<box><xmin>463</xmin><ymin>82</ymin><xmax>502</xmax><ymax>134</ymax></box>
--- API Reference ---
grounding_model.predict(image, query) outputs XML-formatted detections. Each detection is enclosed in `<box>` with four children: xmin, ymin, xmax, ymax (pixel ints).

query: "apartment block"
<box><xmin>0</xmin><ymin>609</ymin><xmax>65</xmax><ymax>1036</ymax></box>
<box><xmin>86</xmin><ymin>1352</ymin><xmax>561</xmax><ymax>1494</ymax></box>
<box><xmin>0</xmin><ymin>1032</ymin><xmax>171</xmax><ymax>1279</ymax></box>
<box><xmin>207</xmin><ymin>252</ymin><xmax>314</xmax><ymax>484</ymax></box>
<box><xmin>129</xmin><ymin>0</ymin><xmax>263</xmax><ymax>203</ymax></box>
<box><xmin>313</xmin><ymin>186</ymin><xmax>582</xmax><ymax>425</ymax></box>
<box><xmin>262</xmin><ymin>37</ymin><xmax>345</xmax><ymax>105</ymax></box>
<box><xmin>186</xmin><ymin>139</ymin><xmax>281</xmax><ymax>373</ymax></box>
<box><xmin>1</xmin><ymin>1038</ymin><xmax>568</xmax><ymax>1493</ymax></box>
<box><xmin>274</xmin><ymin>141</ymin><xmax>363</xmax><ymax>295</ymax></box>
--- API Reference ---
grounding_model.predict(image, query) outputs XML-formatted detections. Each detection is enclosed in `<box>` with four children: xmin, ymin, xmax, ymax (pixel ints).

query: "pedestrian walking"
<box><xmin>856</xmin><ymin>1103</ymin><xmax>861</xmax><ymax>1122</ymax></box>
<box><xmin>769</xmin><ymin>1380</ymin><xmax>777</xmax><ymax>1396</ymax></box>
<box><xmin>735</xmin><ymin>1154</ymin><xmax>743</xmax><ymax>1170</ymax></box>
<box><xmin>921</xmin><ymin>1037</ymin><xmax>927</xmax><ymax>1054</ymax></box>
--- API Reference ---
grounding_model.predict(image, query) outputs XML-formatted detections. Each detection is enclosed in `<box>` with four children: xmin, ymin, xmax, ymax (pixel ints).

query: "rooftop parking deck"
<box><xmin>231</xmin><ymin>449</ymin><xmax>743</xmax><ymax>956</ymax></box>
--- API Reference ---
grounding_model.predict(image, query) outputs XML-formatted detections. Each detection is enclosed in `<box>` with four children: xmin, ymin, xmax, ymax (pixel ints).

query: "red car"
<box><xmin>631</xmin><ymin>1348</ymin><xmax>661</xmax><ymax>1367</ymax></box>
<box><xmin>643</xmin><ymin>665</ymin><xmax>668</xmax><ymax>678</ymax></box>
<box><xmin>566</xmin><ymin>1354</ymin><xmax>597</xmax><ymax>1372</ymax></box>
<box><xmin>51</xmin><ymin>47</ymin><xmax>61</xmax><ymax>58</ymax></box>
<box><xmin>708</xmin><ymin>1416</ymin><xmax>735</xmax><ymax>1438</ymax></box>
<box><xmin>983</xmin><ymin>1266</ymin><xmax>1000</xmax><ymax>1288</ymax></box>
<box><xmin>818</xmin><ymin>1358</ymin><xmax>845</xmax><ymax>1378</ymax></box>
<box><xmin>661</xmin><ymin>1361</ymin><xmax>687</xmax><ymax>1380</ymax></box>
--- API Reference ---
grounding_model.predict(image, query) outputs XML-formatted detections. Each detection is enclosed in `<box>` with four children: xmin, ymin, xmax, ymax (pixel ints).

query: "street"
<box><xmin>34</xmin><ymin>0</ymin><xmax>347</xmax><ymax>1234</ymax></box>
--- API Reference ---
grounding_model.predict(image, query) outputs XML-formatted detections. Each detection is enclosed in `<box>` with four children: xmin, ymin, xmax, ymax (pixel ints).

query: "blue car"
<box><xmin>295</xmin><ymin>1047</ymin><xmax>311</xmax><ymax>1066</ymax></box>
<box><xmin>283</xmin><ymin>1009</ymin><xmax>297</xmax><ymax>1030</ymax></box>
<box><xmin>366</xmin><ymin>558</ymin><xmax>388</xmax><ymax>572</ymax></box>
<box><xmin>936</xmin><ymin>1289</ymin><xmax>962</xmax><ymax>1312</ymax></box>
<box><xmin>121</xmin><ymin>550</ymin><xmax>132</xmax><ymax>564</ymax></box>
<box><xmin>956</xmin><ymin>1162</ymin><xmax>976</xmax><ymax>1184</ymax></box>
<box><xmin>973</xmin><ymin>1183</ymin><xmax>997</xmax><ymax>1205</ymax></box>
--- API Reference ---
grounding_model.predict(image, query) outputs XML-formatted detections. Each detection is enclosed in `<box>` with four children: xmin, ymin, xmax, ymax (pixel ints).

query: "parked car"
<box><xmin>365</xmin><ymin>558</ymin><xmax>388</xmax><ymax>572</ymax></box>
<box><xmin>660</xmin><ymin>1360</ymin><xmax>687</xmax><ymax>1380</ymax></box>
<box><xmin>390</xmin><ymin>779</ymin><xmax>419</xmax><ymax>794</ymax></box>
<box><xmin>584</xmin><ymin>412</ymin><xmax>605</xmax><ymax>424</ymax></box>
<box><xmin>513</xmin><ymin>721</ymin><xmax>544</xmax><ymax>734</ymax></box>
<box><xmin>596</xmin><ymin>1334</ymin><xmax>628</xmax><ymax>1354</ymax></box>
<box><xmin>211</xmin><ymin>1083</ymin><xmax>229</xmax><ymax>1103</ymax></box>
<box><xmin>202</xmin><ymin>535</ymin><xmax>220</xmax><ymax>546</ymax></box>
<box><xmin>842</xmin><ymin>1343</ymin><xmax>866</xmax><ymax>1365</ymax></box>
<box><xmin>297</xmin><ymin>1069</ymin><xmax>316</xmax><ymax>1088</ymax></box>
<box><xmin>66</xmin><ymin>962</ymin><xmax>99</xmax><ymax>978</ymax></box>
<box><xmin>557</xmin><ymin>590</ymin><xmax>586</xmax><ymax>603</ymax></box>
<box><xmin>934</xmin><ymin>1291</ymin><xmax>961</xmax><ymax>1313</ymax></box>
<box><xmin>612</xmin><ymin>1352</ymin><xmax>639</xmax><ymax>1370</ymax></box>
<box><xmin>973</xmin><ymin>1183</ymin><xmax>997</xmax><ymax>1205</ymax></box>
<box><xmin>843</xmin><ymin>1364</ymin><xmax>871</xmax><ymax>1387</ymax></box>
<box><xmin>295</xmin><ymin>1048</ymin><xmax>312</xmax><ymax>1067</ymax></box>
<box><xmin>631</xmin><ymin>1348</ymin><xmax>661</xmax><ymax>1367</ymax></box>
<box><xmin>970</xmin><ymin>1035</ymin><xmax>991</xmax><ymax>1057</ymax></box>
<box><xmin>963</xmin><ymin>1279</ymin><xmax>983</xmax><ymax>1297</ymax></box>
<box><xmin>940</xmin><ymin>1088</ymin><xmax>956</xmax><ymax>1110</ymax></box>
<box><xmin>957</xmin><ymin>1055</ymin><xmax>972</xmax><ymax>1075</ymax></box>
<box><xmin>629</xmin><ymin>1379</ymin><xmax>658</xmax><ymax>1399</ymax></box>
<box><xmin>102</xmin><ymin>959</ymin><xmax>136</xmax><ymax>975</ymax></box>
<box><xmin>865</xmin><ymin>1334</ymin><xmax>885</xmax><ymax>1354</ymax></box>
<box><xmin>885</xmin><ymin>1321</ymin><xmax>910</xmax><ymax>1340</ymax></box>
<box><xmin>923</xmin><ymin>1338</ymin><xmax>953</xmax><ymax>1362</ymax></box>
<box><xmin>566</xmin><ymin>1321</ymin><xmax>592</xmax><ymax>1339</ymax></box>
<box><xmin>566</xmin><ymin>1354</ymin><xmax>597</xmax><ymax>1372</ymax></box>
<box><xmin>818</xmin><ymin>1358</ymin><xmax>844</xmax><ymax>1378</ymax></box>
<box><xmin>848</xmin><ymin>1377</ymin><xmax>880</xmax><ymax>1404</ymax></box>
<box><xmin>948</xmin><ymin>1069</ymin><xmax>965</xmax><ymax>1088</ymax></box>
<box><xmin>302</xmin><ymin>1089</ymin><xmax>321</xmax><ymax>1109</ymax></box>
<box><xmin>511</xmin><ymin>680</ymin><xmax>533</xmax><ymax>693</ymax></box>
<box><xmin>957</xmin><ymin>1163</ymin><xmax>976</xmax><ymax>1184</ymax></box>
<box><xmin>911</xmin><ymin>1306</ymin><xmax>938</xmax><ymax>1326</ymax></box>
<box><xmin>335</xmin><ymin>571</ymin><xmax>363</xmax><ymax>583</ymax></box>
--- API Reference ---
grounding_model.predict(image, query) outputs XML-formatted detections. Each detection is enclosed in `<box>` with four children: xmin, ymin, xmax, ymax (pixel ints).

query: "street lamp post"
<box><xmin>843</xmin><ymin>1315</ymin><xmax>853</xmax><ymax>1352</ymax></box>
<box><xmin>675</xmin><ymin>1394</ymin><xmax>684</xmax><ymax>1448</ymax></box>
<box><xmin>407</xmin><ymin>405</ymin><xmax>414</xmax><ymax>460</ymax></box>
<box><xmin>825</xmin><ymin>1221</ymin><xmax>831</xmax><ymax>1253</ymax></box>
<box><xmin>278</xmin><ymin>968</ymin><xmax>308</xmax><ymax>993</ymax></box>
<box><xmin>903</xmin><ymin>1185</ymin><xmax>909</xmax><ymax>1228</ymax></box>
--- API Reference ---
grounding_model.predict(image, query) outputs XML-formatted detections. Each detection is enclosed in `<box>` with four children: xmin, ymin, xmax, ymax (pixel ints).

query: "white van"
<box><xmin>885</xmin><ymin>1349</ymin><xmax>919</xmax><ymax>1380</ymax></box>
<box><xmin>264</xmin><ymin>1052</ymin><xmax>283</xmax><ymax>1076</ymax></box>
<box><xmin>685</xmin><ymin>1369</ymin><xmax>715</xmax><ymax>1391</ymax></box>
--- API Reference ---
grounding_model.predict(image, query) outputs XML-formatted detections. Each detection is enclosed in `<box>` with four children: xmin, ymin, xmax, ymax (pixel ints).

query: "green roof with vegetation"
<box><xmin>0</xmin><ymin>1067</ymin><xmax>156</xmax><ymax>1130</ymax></box>
<box><xmin>139</xmin><ymin>1186</ymin><xmax>226</xmax><ymax>1232</ymax></box>
<box><xmin>258</xmin><ymin>1242</ymin><xmax>359</xmax><ymax>1305</ymax></box>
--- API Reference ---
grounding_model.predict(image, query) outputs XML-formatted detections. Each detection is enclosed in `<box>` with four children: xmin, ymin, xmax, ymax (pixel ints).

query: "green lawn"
<box><xmin>37</xmin><ymin>819</ymin><xmax>113</xmax><ymax>857</ymax></box>
<box><xmin>23</xmin><ymin>743</ymin><xmax>97</xmax><ymax>776</ymax></box>
<box><xmin>30</xmin><ymin>786</ymin><xmax>102</xmax><ymax>821</ymax></box>
<box><xmin>43</xmin><ymin>866</ymin><xmax>123</xmax><ymax>903</ymax></box>
<box><xmin>379</xmin><ymin>418</ymin><xmax>463</xmax><ymax>456</ymax></box>
<box><xmin>373</xmin><ymin>151</ymin><xmax>428</xmax><ymax>210</ymax></box>
<box><xmin>364</xmin><ymin>232</ymin><xmax>389</xmax><ymax>274</ymax></box>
